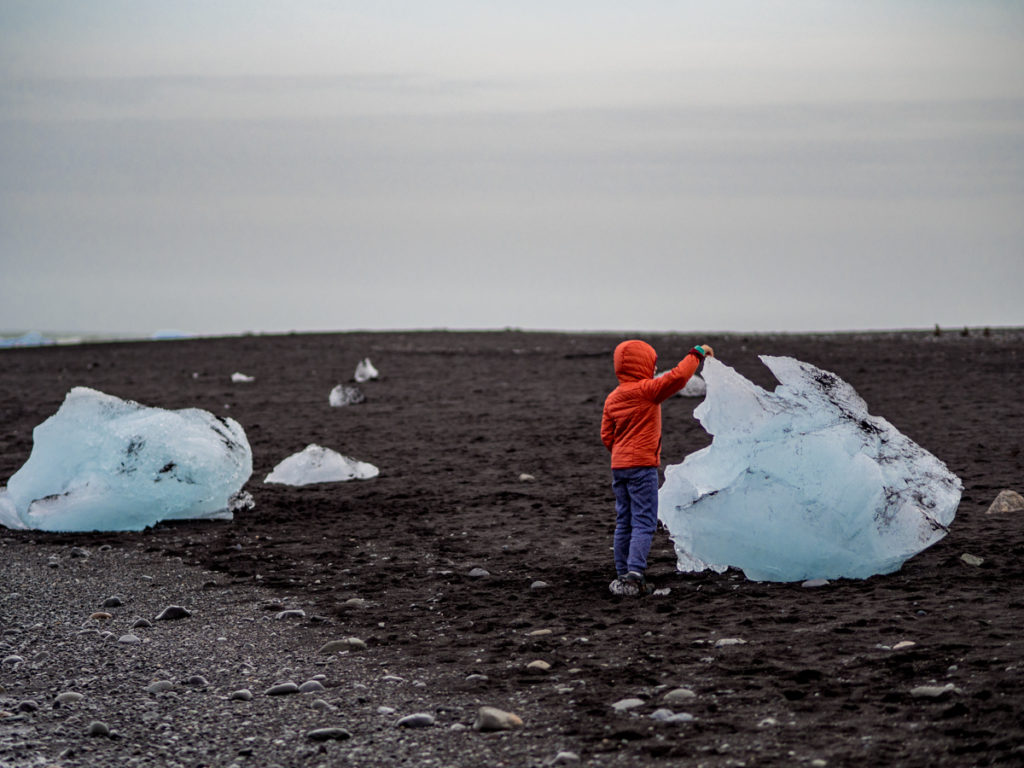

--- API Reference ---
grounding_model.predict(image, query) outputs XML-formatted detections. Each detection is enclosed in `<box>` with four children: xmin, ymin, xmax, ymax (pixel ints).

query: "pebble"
<box><xmin>527</xmin><ymin>629</ymin><xmax>553</xmax><ymax>637</ymax></box>
<box><xmin>307</xmin><ymin>727</ymin><xmax>352</xmax><ymax>741</ymax></box>
<box><xmin>86</xmin><ymin>721</ymin><xmax>110</xmax><ymax>737</ymax></box>
<box><xmin>184</xmin><ymin>675</ymin><xmax>209</xmax><ymax>687</ymax></box>
<box><xmin>551</xmin><ymin>752</ymin><xmax>581</xmax><ymax>765</ymax></box>
<box><xmin>518</xmin><ymin>473</ymin><xmax>536</xmax><ymax>482</ymax></box>
<box><xmin>960</xmin><ymin>553</ymin><xmax>984</xmax><ymax>567</ymax></box>
<box><xmin>265</xmin><ymin>682</ymin><xmax>300</xmax><ymax>696</ymax></box>
<box><xmin>90</xmin><ymin>612</ymin><xmax>113</xmax><ymax>621</ymax></box>
<box><xmin>229</xmin><ymin>689</ymin><xmax>253</xmax><ymax>701</ymax></box>
<box><xmin>714</xmin><ymin>638</ymin><xmax>747</xmax><ymax>647</ymax></box>
<box><xmin>892</xmin><ymin>641</ymin><xmax>917</xmax><ymax>651</ymax></box>
<box><xmin>467</xmin><ymin>567</ymin><xmax>490</xmax><ymax>579</ymax></box>
<box><xmin>145</xmin><ymin>680</ymin><xmax>174</xmax><ymax>694</ymax></box>
<box><xmin>118</xmin><ymin>634</ymin><xmax>141</xmax><ymax>645</ymax></box>
<box><xmin>54</xmin><ymin>692</ymin><xmax>84</xmax><ymax>707</ymax></box>
<box><xmin>611</xmin><ymin>698</ymin><xmax>645</xmax><ymax>712</ymax></box>
<box><xmin>527</xmin><ymin>660</ymin><xmax>552</xmax><ymax>674</ymax></box>
<box><xmin>910</xmin><ymin>683</ymin><xmax>960</xmax><ymax>698</ymax></box>
<box><xmin>319</xmin><ymin>637</ymin><xmax>366</xmax><ymax>654</ymax></box>
<box><xmin>102</xmin><ymin>596</ymin><xmax>124</xmax><ymax>608</ymax></box>
<box><xmin>17</xmin><ymin>700</ymin><xmax>39</xmax><ymax>713</ymax></box>
<box><xmin>2</xmin><ymin>655</ymin><xmax>24</xmax><ymax>666</ymax></box>
<box><xmin>758</xmin><ymin>717</ymin><xmax>779</xmax><ymax>727</ymax></box>
<box><xmin>802</xmin><ymin>578</ymin><xmax>830</xmax><ymax>588</ymax></box>
<box><xmin>69</xmin><ymin>547</ymin><xmax>90</xmax><ymax>558</ymax></box>
<box><xmin>465</xmin><ymin>674</ymin><xmax>489</xmax><ymax>685</ymax></box>
<box><xmin>397</xmin><ymin>713</ymin><xmax>435</xmax><ymax>728</ymax></box>
<box><xmin>155</xmin><ymin>605</ymin><xmax>191</xmax><ymax>621</ymax></box>
<box><xmin>275</xmin><ymin>609</ymin><xmax>306</xmax><ymax>620</ymax></box>
<box><xmin>298</xmin><ymin>680</ymin><xmax>325</xmax><ymax>693</ymax></box>
<box><xmin>133</xmin><ymin>619</ymin><xmax>153</xmax><ymax>629</ymax></box>
<box><xmin>652</xmin><ymin>587</ymin><xmax>672</xmax><ymax>596</ymax></box>
<box><xmin>378</xmin><ymin>706</ymin><xmax>396</xmax><ymax>714</ymax></box>
<box><xmin>474</xmin><ymin>706</ymin><xmax>523</xmax><ymax>731</ymax></box>
<box><xmin>530</xmin><ymin>581</ymin><xmax>550</xmax><ymax>591</ymax></box>
<box><xmin>662</xmin><ymin>688</ymin><xmax>697</xmax><ymax>704</ymax></box>
<box><xmin>311</xmin><ymin>699</ymin><xmax>334</xmax><ymax>711</ymax></box>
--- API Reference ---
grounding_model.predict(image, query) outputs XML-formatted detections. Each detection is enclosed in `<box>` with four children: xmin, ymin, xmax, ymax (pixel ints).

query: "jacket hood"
<box><xmin>613</xmin><ymin>339</ymin><xmax>657</xmax><ymax>383</ymax></box>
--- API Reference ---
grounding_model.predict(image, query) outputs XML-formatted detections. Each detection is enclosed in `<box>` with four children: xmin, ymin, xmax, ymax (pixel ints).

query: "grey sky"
<box><xmin>1</xmin><ymin>2</ymin><xmax>1021</xmax><ymax>335</ymax></box>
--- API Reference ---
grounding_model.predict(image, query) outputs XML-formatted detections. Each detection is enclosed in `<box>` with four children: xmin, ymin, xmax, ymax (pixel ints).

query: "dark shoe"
<box><xmin>624</xmin><ymin>571</ymin><xmax>654</xmax><ymax>596</ymax></box>
<box><xmin>608</xmin><ymin>575</ymin><xmax>640</xmax><ymax>596</ymax></box>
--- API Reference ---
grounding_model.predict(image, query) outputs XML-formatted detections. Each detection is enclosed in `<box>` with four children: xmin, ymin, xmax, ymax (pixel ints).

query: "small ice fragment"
<box><xmin>265</xmin><ymin>444</ymin><xmax>378</xmax><ymax>485</ymax></box>
<box><xmin>231</xmin><ymin>372</ymin><xmax>255</xmax><ymax>383</ymax></box>
<box><xmin>354</xmin><ymin>358</ymin><xmax>379</xmax><ymax>383</ymax></box>
<box><xmin>329</xmin><ymin>385</ymin><xmax>365</xmax><ymax>407</ymax></box>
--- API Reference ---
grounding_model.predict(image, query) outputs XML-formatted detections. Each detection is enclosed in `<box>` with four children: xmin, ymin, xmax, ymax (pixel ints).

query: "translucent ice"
<box><xmin>329</xmin><ymin>384</ymin><xmax>365</xmax><ymax>407</ymax></box>
<box><xmin>265</xmin><ymin>444</ymin><xmax>378</xmax><ymax>485</ymax></box>
<box><xmin>659</xmin><ymin>356</ymin><xmax>962</xmax><ymax>582</ymax></box>
<box><xmin>354</xmin><ymin>358</ymin><xmax>379</xmax><ymax>383</ymax></box>
<box><xmin>656</xmin><ymin>370</ymin><xmax>706</xmax><ymax>397</ymax></box>
<box><xmin>231</xmin><ymin>372</ymin><xmax>255</xmax><ymax>383</ymax></box>
<box><xmin>0</xmin><ymin>387</ymin><xmax>252</xmax><ymax>532</ymax></box>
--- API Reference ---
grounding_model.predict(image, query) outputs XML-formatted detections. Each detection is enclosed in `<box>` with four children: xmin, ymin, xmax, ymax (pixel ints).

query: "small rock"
<box><xmin>2</xmin><ymin>655</ymin><xmax>24</xmax><ymax>666</ymax></box>
<box><xmin>275</xmin><ymin>609</ymin><xmax>306</xmax><ymax>620</ymax></box>
<box><xmin>102</xmin><ymin>596</ymin><xmax>124</xmax><ymax>608</ymax></box>
<box><xmin>154</xmin><ymin>605</ymin><xmax>191</xmax><ymax>621</ymax></box>
<box><xmin>892</xmin><ymin>641</ymin><xmax>917</xmax><ymax>651</ymax></box>
<box><xmin>132</xmin><ymin>619</ymin><xmax>153</xmax><ymax>629</ymax></box>
<box><xmin>117</xmin><ymin>634</ymin><xmax>141</xmax><ymax>645</ymax></box>
<box><xmin>86</xmin><ymin>721</ymin><xmax>110</xmax><ymax>737</ymax></box>
<box><xmin>69</xmin><ymin>547</ymin><xmax>90</xmax><ymax>558</ymax></box>
<box><xmin>714</xmin><ymin>638</ymin><xmax>747</xmax><ymax>647</ymax></box>
<box><xmin>530</xmin><ymin>581</ymin><xmax>550</xmax><ymax>591</ymax></box>
<box><xmin>811</xmin><ymin>760</ymin><xmax>827</xmax><ymax>767</ymax></box>
<box><xmin>377</xmin><ymin>706</ymin><xmax>396</xmax><ymax>714</ymax></box>
<box><xmin>311</xmin><ymin>699</ymin><xmax>334</xmax><ymax>711</ymax></box>
<box><xmin>662</xmin><ymin>688</ymin><xmax>696</xmax><ymax>704</ymax></box>
<box><xmin>910</xmin><ymin>683</ymin><xmax>960</xmax><ymax>698</ymax></box>
<box><xmin>526</xmin><ymin>660</ymin><xmax>552</xmax><ymax>674</ymax></box>
<box><xmin>184</xmin><ymin>675</ymin><xmax>209</xmax><ymax>687</ymax></box>
<box><xmin>397</xmin><ymin>713</ymin><xmax>435</xmax><ymax>728</ymax></box>
<box><xmin>467</xmin><ymin>567</ymin><xmax>490</xmax><ymax>579</ymax></box>
<box><xmin>474</xmin><ymin>706</ymin><xmax>523</xmax><ymax>732</ymax></box>
<box><xmin>758</xmin><ymin>717</ymin><xmax>779</xmax><ymax>727</ymax></box>
<box><xmin>986</xmin><ymin>489</ymin><xmax>1024</xmax><ymax>514</ymax></box>
<box><xmin>801</xmin><ymin>578</ymin><xmax>830</xmax><ymax>588</ymax></box>
<box><xmin>54</xmin><ymin>692</ymin><xmax>84</xmax><ymax>707</ymax></box>
<box><xmin>611</xmin><ymin>698</ymin><xmax>645</xmax><ymax>712</ymax></box>
<box><xmin>145</xmin><ymin>680</ymin><xmax>174</xmax><ymax>694</ymax></box>
<box><xmin>464</xmin><ymin>673</ymin><xmax>489</xmax><ymax>685</ymax></box>
<box><xmin>527</xmin><ymin>629</ymin><xmax>553</xmax><ymax>637</ymax></box>
<box><xmin>17</xmin><ymin>700</ymin><xmax>39</xmax><ymax>713</ymax></box>
<box><xmin>90</xmin><ymin>612</ymin><xmax>113</xmax><ymax>621</ymax></box>
<box><xmin>229</xmin><ymin>689</ymin><xmax>253</xmax><ymax>701</ymax></box>
<box><xmin>319</xmin><ymin>637</ymin><xmax>366</xmax><ymax>653</ymax></box>
<box><xmin>649</xmin><ymin>708</ymin><xmax>675</xmax><ymax>721</ymax></box>
<box><xmin>960</xmin><ymin>553</ymin><xmax>984</xmax><ymax>567</ymax></box>
<box><xmin>299</xmin><ymin>680</ymin><xmax>325</xmax><ymax>693</ymax></box>
<box><xmin>518</xmin><ymin>473</ymin><xmax>536</xmax><ymax>482</ymax></box>
<box><xmin>307</xmin><ymin>727</ymin><xmax>352</xmax><ymax>741</ymax></box>
<box><xmin>652</xmin><ymin>587</ymin><xmax>672</xmax><ymax>596</ymax></box>
<box><xmin>551</xmin><ymin>752</ymin><xmax>580</xmax><ymax>765</ymax></box>
<box><xmin>265</xmin><ymin>682</ymin><xmax>300</xmax><ymax>696</ymax></box>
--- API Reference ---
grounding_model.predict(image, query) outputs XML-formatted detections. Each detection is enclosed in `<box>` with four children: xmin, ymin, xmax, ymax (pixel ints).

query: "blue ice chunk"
<box><xmin>0</xmin><ymin>387</ymin><xmax>252</xmax><ymax>532</ymax></box>
<box><xmin>659</xmin><ymin>356</ymin><xmax>962</xmax><ymax>582</ymax></box>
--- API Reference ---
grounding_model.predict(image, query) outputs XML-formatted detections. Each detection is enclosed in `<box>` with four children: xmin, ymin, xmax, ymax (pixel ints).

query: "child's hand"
<box><xmin>701</xmin><ymin>344</ymin><xmax>714</xmax><ymax>358</ymax></box>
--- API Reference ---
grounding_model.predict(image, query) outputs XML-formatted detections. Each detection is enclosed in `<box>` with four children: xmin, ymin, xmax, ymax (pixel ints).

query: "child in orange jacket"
<box><xmin>601</xmin><ymin>339</ymin><xmax>713</xmax><ymax>595</ymax></box>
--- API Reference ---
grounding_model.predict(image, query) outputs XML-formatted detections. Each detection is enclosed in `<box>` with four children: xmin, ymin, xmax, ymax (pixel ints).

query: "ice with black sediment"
<box><xmin>0</xmin><ymin>387</ymin><xmax>252</xmax><ymax>532</ymax></box>
<box><xmin>659</xmin><ymin>356</ymin><xmax>962</xmax><ymax>582</ymax></box>
<box><xmin>265</xmin><ymin>444</ymin><xmax>378</xmax><ymax>485</ymax></box>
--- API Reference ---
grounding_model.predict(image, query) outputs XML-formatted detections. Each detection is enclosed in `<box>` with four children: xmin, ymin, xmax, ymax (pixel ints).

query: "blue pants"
<box><xmin>612</xmin><ymin>466</ymin><xmax>659</xmax><ymax>575</ymax></box>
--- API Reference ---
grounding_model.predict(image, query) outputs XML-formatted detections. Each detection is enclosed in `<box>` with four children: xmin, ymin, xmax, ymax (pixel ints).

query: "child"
<box><xmin>601</xmin><ymin>339</ymin><xmax>713</xmax><ymax>596</ymax></box>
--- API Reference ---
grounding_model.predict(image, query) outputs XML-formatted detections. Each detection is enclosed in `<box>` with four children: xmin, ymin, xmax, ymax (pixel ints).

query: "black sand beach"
<box><xmin>1</xmin><ymin>329</ymin><xmax>1022</xmax><ymax>766</ymax></box>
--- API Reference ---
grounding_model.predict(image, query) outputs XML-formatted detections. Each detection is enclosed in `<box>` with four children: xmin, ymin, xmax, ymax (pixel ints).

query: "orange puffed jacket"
<box><xmin>601</xmin><ymin>340</ymin><xmax>703</xmax><ymax>469</ymax></box>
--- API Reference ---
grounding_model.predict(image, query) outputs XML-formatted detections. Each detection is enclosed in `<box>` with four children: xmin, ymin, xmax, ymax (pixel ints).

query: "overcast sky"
<box><xmin>1</xmin><ymin>1</ymin><xmax>1021</xmax><ymax>336</ymax></box>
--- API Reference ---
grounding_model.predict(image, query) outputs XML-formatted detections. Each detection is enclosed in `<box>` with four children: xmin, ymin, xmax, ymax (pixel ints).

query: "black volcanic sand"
<box><xmin>1</xmin><ymin>329</ymin><xmax>1022</xmax><ymax>766</ymax></box>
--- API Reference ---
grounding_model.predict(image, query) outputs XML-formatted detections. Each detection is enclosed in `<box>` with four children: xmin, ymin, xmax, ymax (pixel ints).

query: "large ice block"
<box><xmin>659</xmin><ymin>356</ymin><xmax>962</xmax><ymax>581</ymax></box>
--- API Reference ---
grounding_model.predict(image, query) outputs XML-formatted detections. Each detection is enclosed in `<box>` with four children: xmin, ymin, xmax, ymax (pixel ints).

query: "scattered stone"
<box><xmin>132</xmin><ymin>618</ymin><xmax>153</xmax><ymax>629</ymax></box>
<box><xmin>397</xmin><ymin>713</ymin><xmax>435</xmax><ymax>728</ymax></box>
<box><xmin>265</xmin><ymin>682</ymin><xmax>300</xmax><ymax>696</ymax></box>
<box><xmin>987</xmin><ymin>489</ymin><xmax>1024</xmax><ymax>515</ymax></box>
<box><xmin>377</xmin><ymin>706</ymin><xmax>396</xmax><ymax>715</ymax></box>
<box><xmin>518</xmin><ymin>473</ymin><xmax>536</xmax><ymax>482</ymax></box>
<box><xmin>184</xmin><ymin>675</ymin><xmax>209</xmax><ymax>687</ymax></box>
<box><xmin>146</xmin><ymin>680</ymin><xmax>174</xmax><ymax>694</ymax></box>
<box><xmin>467</xmin><ymin>567</ymin><xmax>490</xmax><ymax>579</ymax></box>
<box><xmin>652</xmin><ymin>587</ymin><xmax>672</xmax><ymax>596</ymax></box>
<box><xmin>662</xmin><ymin>688</ymin><xmax>697</xmax><ymax>704</ymax></box>
<box><xmin>802</xmin><ymin>578</ymin><xmax>830</xmax><ymax>588</ymax></box>
<box><xmin>343</xmin><ymin>597</ymin><xmax>368</xmax><ymax>608</ymax></box>
<box><xmin>90</xmin><ymin>612</ymin><xmax>113</xmax><ymax>621</ymax></box>
<box><xmin>155</xmin><ymin>605</ymin><xmax>191</xmax><ymax>621</ymax></box>
<box><xmin>474</xmin><ymin>706</ymin><xmax>523</xmax><ymax>732</ymax></box>
<box><xmin>649</xmin><ymin>708</ymin><xmax>675</xmax><ymax>721</ymax></box>
<box><xmin>527</xmin><ymin>629</ymin><xmax>553</xmax><ymax>637</ymax></box>
<box><xmin>229</xmin><ymin>689</ymin><xmax>253</xmax><ymax>702</ymax></box>
<box><xmin>530</xmin><ymin>581</ymin><xmax>550</xmax><ymax>591</ymax></box>
<box><xmin>86</xmin><ymin>721</ymin><xmax>110</xmax><ymax>737</ymax></box>
<box><xmin>311</xmin><ymin>699</ymin><xmax>334</xmax><ymax>711</ymax></box>
<box><xmin>464</xmin><ymin>674</ymin><xmax>489</xmax><ymax>686</ymax></box>
<box><xmin>551</xmin><ymin>751</ymin><xmax>581</xmax><ymax>765</ymax></box>
<box><xmin>611</xmin><ymin>698</ymin><xmax>645</xmax><ymax>712</ymax></box>
<box><xmin>910</xmin><ymin>683</ymin><xmax>960</xmax><ymax>698</ymax></box>
<box><xmin>2</xmin><ymin>655</ymin><xmax>24</xmax><ymax>666</ymax></box>
<box><xmin>759</xmin><ymin>717</ymin><xmax>779</xmax><ymax>727</ymax></box>
<box><xmin>960</xmin><ymin>553</ymin><xmax>984</xmax><ymax>567</ymax></box>
<box><xmin>526</xmin><ymin>660</ymin><xmax>552</xmax><ymax>674</ymax></box>
<box><xmin>69</xmin><ymin>547</ymin><xmax>90</xmax><ymax>558</ymax></box>
<box><xmin>47</xmin><ymin>557</ymin><xmax>60</xmax><ymax>568</ymax></box>
<box><xmin>307</xmin><ymin>727</ymin><xmax>352</xmax><ymax>742</ymax></box>
<box><xmin>714</xmin><ymin>638</ymin><xmax>747</xmax><ymax>647</ymax></box>
<box><xmin>892</xmin><ymin>641</ymin><xmax>917</xmax><ymax>651</ymax></box>
<box><xmin>102</xmin><ymin>596</ymin><xmax>124</xmax><ymax>608</ymax></box>
<box><xmin>117</xmin><ymin>634</ymin><xmax>141</xmax><ymax>645</ymax></box>
<box><xmin>811</xmin><ymin>760</ymin><xmax>827</xmax><ymax>768</ymax></box>
<box><xmin>299</xmin><ymin>680</ymin><xmax>325</xmax><ymax>693</ymax></box>
<box><xmin>54</xmin><ymin>692</ymin><xmax>84</xmax><ymax>707</ymax></box>
<box><xmin>318</xmin><ymin>637</ymin><xmax>366</xmax><ymax>654</ymax></box>
<box><xmin>17</xmin><ymin>700</ymin><xmax>39</xmax><ymax>713</ymax></box>
<box><xmin>275</xmin><ymin>609</ymin><xmax>306</xmax><ymax>620</ymax></box>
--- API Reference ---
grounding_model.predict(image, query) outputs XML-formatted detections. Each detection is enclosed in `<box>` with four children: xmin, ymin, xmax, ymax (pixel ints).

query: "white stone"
<box><xmin>230</xmin><ymin>372</ymin><xmax>255</xmax><ymax>383</ymax></box>
<box><xmin>611</xmin><ymin>697</ymin><xmax>645</xmax><ymax>712</ymax></box>
<box><xmin>474</xmin><ymin>706</ymin><xmax>523</xmax><ymax>731</ymax></box>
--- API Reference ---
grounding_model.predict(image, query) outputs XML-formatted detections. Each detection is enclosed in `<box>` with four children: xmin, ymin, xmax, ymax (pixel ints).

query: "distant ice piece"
<box><xmin>329</xmin><ymin>384</ymin><xmax>365</xmax><ymax>407</ymax></box>
<box><xmin>0</xmin><ymin>387</ymin><xmax>252</xmax><ymax>532</ymax></box>
<box><xmin>231</xmin><ymin>372</ymin><xmax>255</xmax><ymax>383</ymax></box>
<box><xmin>0</xmin><ymin>331</ymin><xmax>55</xmax><ymax>348</ymax></box>
<box><xmin>354</xmin><ymin>358</ymin><xmax>379</xmax><ymax>383</ymax></box>
<box><xmin>655</xmin><ymin>369</ymin><xmax>706</xmax><ymax>397</ymax></box>
<box><xmin>150</xmin><ymin>330</ymin><xmax>193</xmax><ymax>340</ymax></box>
<box><xmin>265</xmin><ymin>444</ymin><xmax>378</xmax><ymax>485</ymax></box>
<box><xmin>659</xmin><ymin>356</ymin><xmax>962</xmax><ymax>582</ymax></box>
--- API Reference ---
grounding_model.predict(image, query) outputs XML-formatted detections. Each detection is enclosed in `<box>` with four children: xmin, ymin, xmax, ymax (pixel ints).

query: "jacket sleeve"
<box><xmin>645</xmin><ymin>350</ymin><xmax>701</xmax><ymax>403</ymax></box>
<box><xmin>600</xmin><ymin>407</ymin><xmax>615</xmax><ymax>451</ymax></box>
